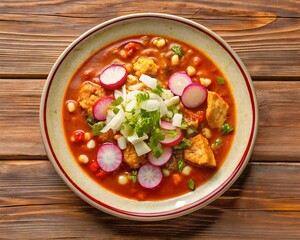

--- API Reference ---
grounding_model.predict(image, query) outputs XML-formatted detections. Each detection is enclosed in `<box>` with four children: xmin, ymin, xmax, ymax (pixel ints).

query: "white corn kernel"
<box><xmin>200</xmin><ymin>78</ymin><xmax>211</xmax><ymax>87</ymax></box>
<box><xmin>193</xmin><ymin>56</ymin><xmax>201</xmax><ymax>66</ymax></box>
<box><xmin>84</xmin><ymin>132</ymin><xmax>92</xmax><ymax>141</ymax></box>
<box><xmin>118</xmin><ymin>175</ymin><xmax>129</xmax><ymax>185</ymax></box>
<box><xmin>163</xmin><ymin>168</ymin><xmax>170</xmax><ymax>177</ymax></box>
<box><xmin>78</xmin><ymin>154</ymin><xmax>89</xmax><ymax>164</ymax></box>
<box><xmin>156</xmin><ymin>38</ymin><xmax>166</xmax><ymax>48</ymax></box>
<box><xmin>182</xmin><ymin>166</ymin><xmax>192</xmax><ymax>176</ymax></box>
<box><xmin>67</xmin><ymin>101</ymin><xmax>76</xmax><ymax>113</ymax></box>
<box><xmin>187</xmin><ymin>66</ymin><xmax>196</xmax><ymax>76</ymax></box>
<box><xmin>87</xmin><ymin>139</ymin><xmax>96</xmax><ymax>149</ymax></box>
<box><xmin>171</xmin><ymin>55</ymin><xmax>179</xmax><ymax>66</ymax></box>
<box><xmin>202</xmin><ymin>128</ymin><xmax>212</xmax><ymax>139</ymax></box>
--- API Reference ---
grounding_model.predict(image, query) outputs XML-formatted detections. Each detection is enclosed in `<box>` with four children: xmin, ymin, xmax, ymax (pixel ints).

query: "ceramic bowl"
<box><xmin>40</xmin><ymin>13</ymin><xmax>258</xmax><ymax>221</ymax></box>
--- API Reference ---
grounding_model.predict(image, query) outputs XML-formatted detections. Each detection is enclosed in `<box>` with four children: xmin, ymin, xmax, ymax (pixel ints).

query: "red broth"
<box><xmin>63</xmin><ymin>35</ymin><xmax>235</xmax><ymax>201</ymax></box>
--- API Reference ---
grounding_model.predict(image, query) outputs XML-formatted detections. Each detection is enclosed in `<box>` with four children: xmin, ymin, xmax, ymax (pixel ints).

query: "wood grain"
<box><xmin>0</xmin><ymin>0</ymin><xmax>299</xmax><ymax>78</ymax></box>
<box><xmin>0</xmin><ymin>160</ymin><xmax>299</xmax><ymax>239</ymax></box>
<box><xmin>0</xmin><ymin>79</ymin><xmax>299</xmax><ymax>160</ymax></box>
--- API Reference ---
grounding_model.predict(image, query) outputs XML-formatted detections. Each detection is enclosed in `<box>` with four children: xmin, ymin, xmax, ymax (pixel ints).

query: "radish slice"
<box><xmin>97</xmin><ymin>143</ymin><xmax>123</xmax><ymax>172</ymax></box>
<box><xmin>137</xmin><ymin>164</ymin><xmax>163</xmax><ymax>189</ymax></box>
<box><xmin>99</xmin><ymin>64</ymin><xmax>128</xmax><ymax>90</ymax></box>
<box><xmin>92</xmin><ymin>97</ymin><xmax>114</xmax><ymax>121</ymax></box>
<box><xmin>181</xmin><ymin>83</ymin><xmax>207</xmax><ymax>108</ymax></box>
<box><xmin>160</xmin><ymin>128</ymin><xmax>183</xmax><ymax>147</ymax></box>
<box><xmin>168</xmin><ymin>72</ymin><xmax>192</xmax><ymax>96</ymax></box>
<box><xmin>148</xmin><ymin>145</ymin><xmax>172</xmax><ymax>166</ymax></box>
<box><xmin>160</xmin><ymin>120</ymin><xmax>176</xmax><ymax>130</ymax></box>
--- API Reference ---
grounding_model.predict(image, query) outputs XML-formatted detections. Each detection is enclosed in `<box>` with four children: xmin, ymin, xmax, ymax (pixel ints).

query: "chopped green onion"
<box><xmin>188</xmin><ymin>179</ymin><xmax>195</xmax><ymax>191</ymax></box>
<box><xmin>171</xmin><ymin>45</ymin><xmax>184</xmax><ymax>57</ymax></box>
<box><xmin>86</xmin><ymin>114</ymin><xmax>97</xmax><ymax>126</ymax></box>
<box><xmin>217</xmin><ymin>77</ymin><xmax>225</xmax><ymax>85</ymax></box>
<box><xmin>90</xmin><ymin>121</ymin><xmax>106</xmax><ymax>135</ymax></box>
<box><xmin>221</xmin><ymin>123</ymin><xmax>233</xmax><ymax>135</ymax></box>
<box><xmin>215</xmin><ymin>138</ymin><xmax>223</xmax><ymax>148</ymax></box>
<box><xmin>113</xmin><ymin>108</ymin><xmax>120</xmax><ymax>114</ymax></box>
<box><xmin>178</xmin><ymin>160</ymin><xmax>185</xmax><ymax>172</ymax></box>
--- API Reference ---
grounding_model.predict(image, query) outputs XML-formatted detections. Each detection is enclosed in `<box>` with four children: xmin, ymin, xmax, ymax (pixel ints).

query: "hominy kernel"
<box><xmin>200</xmin><ymin>78</ymin><xmax>212</xmax><ymax>87</ymax></box>
<box><xmin>202</xmin><ymin>128</ymin><xmax>212</xmax><ymax>139</ymax></box>
<box><xmin>78</xmin><ymin>154</ymin><xmax>89</xmax><ymax>164</ymax></box>
<box><xmin>193</xmin><ymin>56</ymin><xmax>201</xmax><ymax>66</ymax></box>
<box><xmin>162</xmin><ymin>168</ymin><xmax>170</xmax><ymax>177</ymax></box>
<box><xmin>152</xmin><ymin>39</ymin><xmax>158</xmax><ymax>45</ymax></box>
<box><xmin>182</xmin><ymin>166</ymin><xmax>192</xmax><ymax>176</ymax></box>
<box><xmin>87</xmin><ymin>139</ymin><xmax>96</xmax><ymax>149</ymax></box>
<box><xmin>84</xmin><ymin>132</ymin><xmax>92</xmax><ymax>141</ymax></box>
<box><xmin>118</xmin><ymin>175</ymin><xmax>129</xmax><ymax>185</ymax></box>
<box><xmin>171</xmin><ymin>55</ymin><xmax>179</xmax><ymax>66</ymax></box>
<box><xmin>67</xmin><ymin>101</ymin><xmax>76</xmax><ymax>113</ymax></box>
<box><xmin>187</xmin><ymin>66</ymin><xmax>196</xmax><ymax>76</ymax></box>
<box><xmin>156</xmin><ymin>38</ymin><xmax>166</xmax><ymax>48</ymax></box>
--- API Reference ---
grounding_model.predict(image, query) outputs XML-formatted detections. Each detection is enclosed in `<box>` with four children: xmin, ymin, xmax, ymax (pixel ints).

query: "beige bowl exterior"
<box><xmin>40</xmin><ymin>13</ymin><xmax>258</xmax><ymax>221</ymax></box>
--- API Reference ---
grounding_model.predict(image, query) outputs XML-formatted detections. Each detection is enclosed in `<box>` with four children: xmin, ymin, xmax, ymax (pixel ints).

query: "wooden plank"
<box><xmin>0</xmin><ymin>0</ymin><xmax>299</xmax><ymax>78</ymax></box>
<box><xmin>0</xmin><ymin>79</ymin><xmax>300</xmax><ymax>160</ymax></box>
<box><xmin>0</xmin><ymin>160</ymin><xmax>299</xmax><ymax>239</ymax></box>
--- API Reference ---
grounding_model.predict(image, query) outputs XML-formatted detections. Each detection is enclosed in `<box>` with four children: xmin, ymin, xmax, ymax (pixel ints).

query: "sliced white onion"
<box><xmin>127</xmin><ymin>132</ymin><xmax>148</xmax><ymax>145</ymax></box>
<box><xmin>127</xmin><ymin>90</ymin><xmax>142</xmax><ymax>101</ymax></box>
<box><xmin>117</xmin><ymin>136</ymin><xmax>127</xmax><ymax>150</ymax></box>
<box><xmin>128</xmin><ymin>83</ymin><xmax>144</xmax><ymax>91</ymax></box>
<box><xmin>140</xmin><ymin>100</ymin><xmax>160</xmax><ymax>112</ymax></box>
<box><xmin>133</xmin><ymin>141</ymin><xmax>152</xmax><ymax>156</ymax></box>
<box><xmin>125</xmin><ymin>100</ymin><xmax>137</xmax><ymax>112</ymax></box>
<box><xmin>161</xmin><ymin>89</ymin><xmax>174</xmax><ymax>100</ymax></box>
<box><xmin>164</xmin><ymin>96</ymin><xmax>180</xmax><ymax>107</ymax></box>
<box><xmin>139</xmin><ymin>74</ymin><xmax>157</xmax><ymax>89</ymax></box>
<box><xmin>114</xmin><ymin>90</ymin><xmax>123</xmax><ymax>99</ymax></box>
<box><xmin>109</xmin><ymin>108</ymin><xmax>125</xmax><ymax>131</ymax></box>
<box><xmin>172</xmin><ymin>113</ymin><xmax>182</xmax><ymax>127</ymax></box>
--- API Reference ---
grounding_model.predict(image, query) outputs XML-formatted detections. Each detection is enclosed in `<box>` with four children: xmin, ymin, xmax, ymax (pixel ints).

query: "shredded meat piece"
<box><xmin>77</xmin><ymin>81</ymin><xmax>108</xmax><ymax>114</ymax></box>
<box><xmin>184</xmin><ymin>134</ymin><xmax>216</xmax><ymax>167</ymax></box>
<box><xmin>206</xmin><ymin>91</ymin><xmax>229</xmax><ymax>129</ymax></box>
<box><xmin>133</xmin><ymin>57</ymin><xmax>159</xmax><ymax>77</ymax></box>
<box><xmin>123</xmin><ymin>143</ymin><xmax>147</xmax><ymax>169</ymax></box>
<box><xmin>98</xmin><ymin>129</ymin><xmax>115</xmax><ymax>143</ymax></box>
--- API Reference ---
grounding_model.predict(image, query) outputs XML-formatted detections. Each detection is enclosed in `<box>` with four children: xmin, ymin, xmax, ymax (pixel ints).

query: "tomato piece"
<box><xmin>89</xmin><ymin>161</ymin><xmax>99</xmax><ymax>172</ymax></box>
<box><xmin>71</xmin><ymin>130</ymin><xmax>85</xmax><ymax>142</ymax></box>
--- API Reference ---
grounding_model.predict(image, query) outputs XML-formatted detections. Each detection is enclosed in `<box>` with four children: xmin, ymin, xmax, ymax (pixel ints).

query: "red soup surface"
<box><xmin>63</xmin><ymin>35</ymin><xmax>235</xmax><ymax>201</ymax></box>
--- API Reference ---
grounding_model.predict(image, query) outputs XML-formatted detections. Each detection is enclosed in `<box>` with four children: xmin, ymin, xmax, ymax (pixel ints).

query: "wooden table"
<box><xmin>1</xmin><ymin>1</ymin><xmax>299</xmax><ymax>239</ymax></box>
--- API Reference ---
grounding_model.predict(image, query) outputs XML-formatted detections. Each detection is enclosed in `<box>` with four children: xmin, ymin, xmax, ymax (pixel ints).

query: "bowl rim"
<box><xmin>40</xmin><ymin>12</ymin><xmax>258</xmax><ymax>221</ymax></box>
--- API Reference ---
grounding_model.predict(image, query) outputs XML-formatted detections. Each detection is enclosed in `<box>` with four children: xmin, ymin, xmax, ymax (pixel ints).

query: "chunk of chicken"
<box><xmin>206</xmin><ymin>91</ymin><xmax>229</xmax><ymax>129</ymax></box>
<box><xmin>184</xmin><ymin>134</ymin><xmax>216</xmax><ymax>167</ymax></box>
<box><xmin>98</xmin><ymin>129</ymin><xmax>115</xmax><ymax>143</ymax></box>
<box><xmin>77</xmin><ymin>81</ymin><xmax>108</xmax><ymax>114</ymax></box>
<box><xmin>123</xmin><ymin>143</ymin><xmax>147</xmax><ymax>169</ymax></box>
<box><xmin>133</xmin><ymin>57</ymin><xmax>159</xmax><ymax>77</ymax></box>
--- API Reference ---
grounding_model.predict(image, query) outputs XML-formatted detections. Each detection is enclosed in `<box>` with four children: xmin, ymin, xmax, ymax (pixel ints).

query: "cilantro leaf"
<box><xmin>149</xmin><ymin>128</ymin><xmax>165</xmax><ymax>158</ymax></box>
<box><xmin>86</xmin><ymin>115</ymin><xmax>97</xmax><ymax>126</ymax></box>
<box><xmin>221</xmin><ymin>123</ymin><xmax>233</xmax><ymax>135</ymax></box>
<box><xmin>151</xmin><ymin>84</ymin><xmax>164</xmax><ymax>96</ymax></box>
<box><xmin>171</xmin><ymin>45</ymin><xmax>184</xmax><ymax>57</ymax></box>
<box><xmin>217</xmin><ymin>77</ymin><xmax>225</xmax><ymax>85</ymax></box>
<box><xmin>110</xmin><ymin>96</ymin><xmax>123</xmax><ymax>106</ymax></box>
<box><xmin>136</xmin><ymin>92</ymin><xmax>149</xmax><ymax>105</ymax></box>
<box><xmin>127</xmin><ymin>170</ymin><xmax>138</xmax><ymax>183</ymax></box>
<box><xmin>173</xmin><ymin>138</ymin><xmax>191</xmax><ymax>150</ymax></box>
